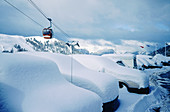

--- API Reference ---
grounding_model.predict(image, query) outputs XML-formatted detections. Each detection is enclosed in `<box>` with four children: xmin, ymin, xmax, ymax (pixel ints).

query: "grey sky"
<box><xmin>0</xmin><ymin>0</ymin><xmax>170</xmax><ymax>44</ymax></box>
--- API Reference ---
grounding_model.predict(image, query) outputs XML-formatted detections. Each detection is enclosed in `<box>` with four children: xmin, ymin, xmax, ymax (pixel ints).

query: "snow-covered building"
<box><xmin>0</xmin><ymin>54</ymin><xmax>102</xmax><ymax>112</ymax></box>
<box><xmin>73</xmin><ymin>54</ymin><xmax>149</xmax><ymax>94</ymax></box>
<box><xmin>103</xmin><ymin>54</ymin><xmax>137</xmax><ymax>69</ymax></box>
<box><xmin>30</xmin><ymin>52</ymin><xmax>120</xmax><ymax>111</ymax></box>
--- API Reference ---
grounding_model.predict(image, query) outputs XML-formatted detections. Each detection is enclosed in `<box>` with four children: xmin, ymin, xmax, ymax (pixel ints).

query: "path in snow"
<box><xmin>116</xmin><ymin>87</ymin><xmax>144</xmax><ymax>112</ymax></box>
<box><xmin>116</xmin><ymin>67</ymin><xmax>170</xmax><ymax>112</ymax></box>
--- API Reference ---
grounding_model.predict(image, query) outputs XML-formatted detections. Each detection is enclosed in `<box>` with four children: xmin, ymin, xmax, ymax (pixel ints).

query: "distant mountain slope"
<box><xmin>25</xmin><ymin>36</ymin><xmax>71</xmax><ymax>54</ymax></box>
<box><xmin>0</xmin><ymin>34</ymin><xmax>34</xmax><ymax>53</ymax></box>
<box><xmin>149</xmin><ymin>45</ymin><xmax>170</xmax><ymax>57</ymax></box>
<box><xmin>1</xmin><ymin>34</ymin><xmax>163</xmax><ymax>56</ymax></box>
<box><xmin>0</xmin><ymin>34</ymin><xmax>81</xmax><ymax>54</ymax></box>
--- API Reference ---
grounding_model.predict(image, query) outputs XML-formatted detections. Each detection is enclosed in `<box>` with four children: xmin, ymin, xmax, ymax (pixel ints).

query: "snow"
<box><xmin>137</xmin><ymin>55</ymin><xmax>155</xmax><ymax>67</ymax></box>
<box><xmin>116</xmin><ymin>87</ymin><xmax>144</xmax><ymax>112</ymax></box>
<box><xmin>69</xmin><ymin>38</ymin><xmax>116</xmax><ymax>54</ymax></box>
<box><xmin>103</xmin><ymin>54</ymin><xmax>135</xmax><ymax>60</ymax></box>
<box><xmin>129</xmin><ymin>88</ymin><xmax>162</xmax><ymax>112</ymax></box>
<box><xmin>0</xmin><ymin>53</ymin><xmax>102</xmax><ymax>112</ymax></box>
<box><xmin>0</xmin><ymin>33</ymin><xmax>169</xmax><ymax>111</ymax></box>
<box><xmin>0</xmin><ymin>34</ymin><xmax>34</xmax><ymax>52</ymax></box>
<box><xmin>102</xmin><ymin>54</ymin><xmax>136</xmax><ymax>68</ymax></box>
<box><xmin>29</xmin><ymin>52</ymin><xmax>119</xmax><ymax>103</ymax></box>
<box><xmin>137</xmin><ymin>54</ymin><xmax>170</xmax><ymax>67</ymax></box>
<box><xmin>153</xmin><ymin>54</ymin><xmax>170</xmax><ymax>65</ymax></box>
<box><xmin>129</xmin><ymin>66</ymin><xmax>170</xmax><ymax>112</ymax></box>
<box><xmin>116</xmin><ymin>66</ymin><xmax>170</xmax><ymax>112</ymax></box>
<box><xmin>73</xmin><ymin>54</ymin><xmax>149</xmax><ymax>89</ymax></box>
<box><xmin>69</xmin><ymin>38</ymin><xmax>157</xmax><ymax>55</ymax></box>
<box><xmin>25</xmin><ymin>36</ymin><xmax>60</xmax><ymax>43</ymax></box>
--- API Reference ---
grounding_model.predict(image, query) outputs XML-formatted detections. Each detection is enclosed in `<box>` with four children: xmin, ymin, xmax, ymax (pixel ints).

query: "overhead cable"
<box><xmin>27</xmin><ymin>0</ymin><xmax>71</xmax><ymax>39</ymax></box>
<box><xmin>27</xmin><ymin>0</ymin><xmax>48</xmax><ymax>19</ymax></box>
<box><xmin>3</xmin><ymin>0</ymin><xmax>43</xmax><ymax>28</ymax></box>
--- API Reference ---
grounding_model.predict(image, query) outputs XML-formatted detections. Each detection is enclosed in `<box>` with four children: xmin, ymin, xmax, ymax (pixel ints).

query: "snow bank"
<box><xmin>0</xmin><ymin>53</ymin><xmax>102</xmax><ymax>112</ymax></box>
<box><xmin>73</xmin><ymin>54</ymin><xmax>149</xmax><ymax>89</ymax></box>
<box><xmin>129</xmin><ymin>85</ymin><xmax>169</xmax><ymax>112</ymax></box>
<box><xmin>129</xmin><ymin>66</ymin><xmax>170</xmax><ymax>112</ymax></box>
<box><xmin>29</xmin><ymin>52</ymin><xmax>119</xmax><ymax>103</ymax></box>
<box><xmin>129</xmin><ymin>88</ymin><xmax>161</xmax><ymax>112</ymax></box>
<box><xmin>116</xmin><ymin>87</ymin><xmax>144</xmax><ymax>112</ymax></box>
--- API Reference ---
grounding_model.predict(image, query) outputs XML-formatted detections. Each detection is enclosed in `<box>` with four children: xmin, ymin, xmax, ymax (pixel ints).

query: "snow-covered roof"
<box><xmin>73</xmin><ymin>54</ymin><xmax>149</xmax><ymax>89</ymax></box>
<box><xmin>30</xmin><ymin>52</ymin><xmax>119</xmax><ymax>103</ymax></box>
<box><xmin>137</xmin><ymin>54</ymin><xmax>170</xmax><ymax>67</ymax></box>
<box><xmin>136</xmin><ymin>55</ymin><xmax>155</xmax><ymax>66</ymax></box>
<box><xmin>103</xmin><ymin>54</ymin><xmax>135</xmax><ymax>60</ymax></box>
<box><xmin>153</xmin><ymin>54</ymin><xmax>170</xmax><ymax>64</ymax></box>
<box><xmin>0</xmin><ymin>53</ymin><xmax>102</xmax><ymax>112</ymax></box>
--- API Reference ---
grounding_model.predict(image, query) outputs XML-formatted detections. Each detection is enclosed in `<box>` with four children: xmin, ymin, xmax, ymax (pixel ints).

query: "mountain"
<box><xmin>1</xmin><ymin>34</ymin><xmax>161</xmax><ymax>56</ymax></box>
<box><xmin>91</xmin><ymin>49</ymin><xmax>115</xmax><ymax>56</ymax></box>
<box><xmin>0</xmin><ymin>34</ymin><xmax>34</xmax><ymax>53</ymax></box>
<box><xmin>25</xmin><ymin>36</ymin><xmax>71</xmax><ymax>54</ymax></box>
<box><xmin>149</xmin><ymin>45</ymin><xmax>170</xmax><ymax>57</ymax></box>
<box><xmin>0</xmin><ymin>34</ymin><xmax>82</xmax><ymax>54</ymax></box>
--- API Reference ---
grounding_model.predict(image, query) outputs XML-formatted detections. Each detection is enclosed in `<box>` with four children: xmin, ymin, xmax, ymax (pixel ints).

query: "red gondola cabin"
<box><xmin>42</xmin><ymin>28</ymin><xmax>53</xmax><ymax>39</ymax></box>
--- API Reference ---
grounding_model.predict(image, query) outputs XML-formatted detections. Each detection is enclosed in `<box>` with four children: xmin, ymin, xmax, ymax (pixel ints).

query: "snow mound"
<box><xmin>30</xmin><ymin>52</ymin><xmax>119</xmax><ymax>103</ymax></box>
<box><xmin>0</xmin><ymin>53</ymin><xmax>102</xmax><ymax>112</ymax></box>
<box><xmin>73</xmin><ymin>54</ymin><xmax>149</xmax><ymax>89</ymax></box>
<box><xmin>129</xmin><ymin>86</ymin><xmax>169</xmax><ymax>112</ymax></box>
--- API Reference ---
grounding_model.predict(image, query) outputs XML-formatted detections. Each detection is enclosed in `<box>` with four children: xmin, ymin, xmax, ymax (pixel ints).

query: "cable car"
<box><xmin>43</xmin><ymin>18</ymin><xmax>53</xmax><ymax>39</ymax></box>
<box><xmin>43</xmin><ymin>28</ymin><xmax>53</xmax><ymax>39</ymax></box>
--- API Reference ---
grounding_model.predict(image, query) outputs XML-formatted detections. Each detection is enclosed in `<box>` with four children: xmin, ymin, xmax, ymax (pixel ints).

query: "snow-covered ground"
<box><xmin>0</xmin><ymin>53</ymin><xmax>102</xmax><ymax>112</ymax></box>
<box><xmin>116</xmin><ymin>66</ymin><xmax>170</xmax><ymax>112</ymax></box>
<box><xmin>116</xmin><ymin>87</ymin><xmax>144</xmax><ymax>112</ymax></box>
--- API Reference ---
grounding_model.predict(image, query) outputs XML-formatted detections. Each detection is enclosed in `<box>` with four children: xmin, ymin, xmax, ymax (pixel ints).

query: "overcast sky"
<box><xmin>0</xmin><ymin>0</ymin><xmax>170</xmax><ymax>44</ymax></box>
